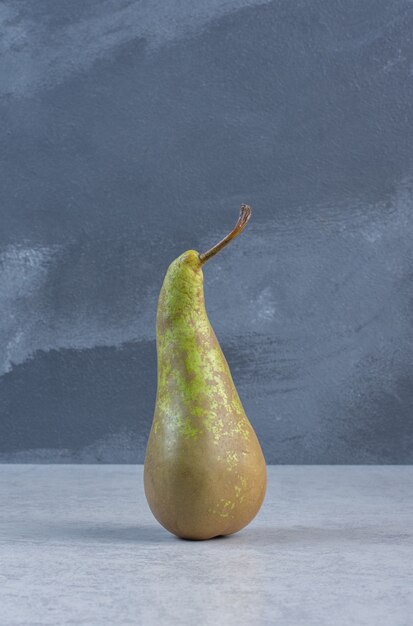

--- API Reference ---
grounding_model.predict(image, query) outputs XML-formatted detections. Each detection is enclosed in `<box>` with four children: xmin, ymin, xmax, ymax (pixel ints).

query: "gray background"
<box><xmin>1</xmin><ymin>0</ymin><xmax>412</xmax><ymax>463</ymax></box>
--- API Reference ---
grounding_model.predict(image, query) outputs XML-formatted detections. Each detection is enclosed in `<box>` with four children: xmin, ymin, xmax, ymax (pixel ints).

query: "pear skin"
<box><xmin>144</xmin><ymin>206</ymin><xmax>266</xmax><ymax>540</ymax></box>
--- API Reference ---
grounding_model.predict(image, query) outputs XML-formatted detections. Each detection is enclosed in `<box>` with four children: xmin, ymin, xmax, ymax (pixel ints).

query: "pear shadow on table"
<box><xmin>42</xmin><ymin>522</ymin><xmax>176</xmax><ymax>544</ymax></box>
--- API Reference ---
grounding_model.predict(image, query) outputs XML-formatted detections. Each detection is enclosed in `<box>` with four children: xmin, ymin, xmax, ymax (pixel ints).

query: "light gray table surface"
<box><xmin>0</xmin><ymin>465</ymin><xmax>412</xmax><ymax>626</ymax></box>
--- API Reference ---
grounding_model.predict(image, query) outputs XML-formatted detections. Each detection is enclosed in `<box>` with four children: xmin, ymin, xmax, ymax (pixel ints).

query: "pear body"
<box><xmin>144</xmin><ymin>250</ymin><xmax>266</xmax><ymax>540</ymax></box>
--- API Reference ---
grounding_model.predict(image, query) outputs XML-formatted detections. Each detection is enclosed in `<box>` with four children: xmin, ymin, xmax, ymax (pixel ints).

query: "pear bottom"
<box><xmin>144</xmin><ymin>440</ymin><xmax>266</xmax><ymax>541</ymax></box>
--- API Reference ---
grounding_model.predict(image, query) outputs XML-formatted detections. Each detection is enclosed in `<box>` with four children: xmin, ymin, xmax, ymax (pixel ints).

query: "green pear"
<box><xmin>144</xmin><ymin>205</ymin><xmax>266</xmax><ymax>540</ymax></box>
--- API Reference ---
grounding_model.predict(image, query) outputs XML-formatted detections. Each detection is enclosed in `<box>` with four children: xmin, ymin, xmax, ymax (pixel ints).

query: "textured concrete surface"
<box><xmin>1</xmin><ymin>0</ymin><xmax>413</xmax><ymax>462</ymax></box>
<box><xmin>0</xmin><ymin>465</ymin><xmax>412</xmax><ymax>626</ymax></box>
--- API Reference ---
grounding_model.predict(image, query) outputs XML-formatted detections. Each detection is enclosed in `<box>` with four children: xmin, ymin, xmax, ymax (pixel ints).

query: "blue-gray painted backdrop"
<box><xmin>1</xmin><ymin>0</ymin><xmax>413</xmax><ymax>463</ymax></box>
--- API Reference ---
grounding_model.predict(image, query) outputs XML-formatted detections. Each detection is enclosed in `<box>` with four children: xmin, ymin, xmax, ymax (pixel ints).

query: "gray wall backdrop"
<box><xmin>1</xmin><ymin>0</ymin><xmax>413</xmax><ymax>463</ymax></box>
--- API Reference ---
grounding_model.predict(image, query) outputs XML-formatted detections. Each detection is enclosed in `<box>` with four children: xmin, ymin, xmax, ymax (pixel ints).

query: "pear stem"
<box><xmin>199</xmin><ymin>204</ymin><xmax>252</xmax><ymax>265</ymax></box>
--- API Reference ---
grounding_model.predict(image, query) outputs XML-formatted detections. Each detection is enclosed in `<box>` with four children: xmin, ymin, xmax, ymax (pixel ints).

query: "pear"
<box><xmin>144</xmin><ymin>205</ymin><xmax>266</xmax><ymax>540</ymax></box>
